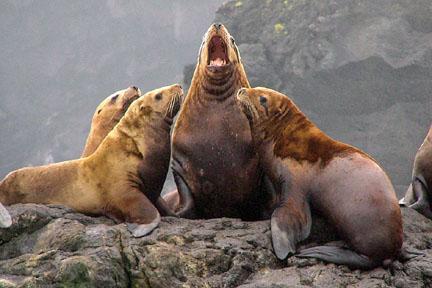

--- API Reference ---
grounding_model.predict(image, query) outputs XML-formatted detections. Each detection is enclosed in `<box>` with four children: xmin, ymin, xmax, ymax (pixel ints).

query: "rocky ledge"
<box><xmin>0</xmin><ymin>204</ymin><xmax>430</xmax><ymax>287</ymax></box>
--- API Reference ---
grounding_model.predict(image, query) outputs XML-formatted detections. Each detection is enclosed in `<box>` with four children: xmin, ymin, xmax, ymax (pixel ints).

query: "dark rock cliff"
<box><xmin>184</xmin><ymin>0</ymin><xmax>432</xmax><ymax>197</ymax></box>
<box><xmin>0</xmin><ymin>204</ymin><xmax>430</xmax><ymax>287</ymax></box>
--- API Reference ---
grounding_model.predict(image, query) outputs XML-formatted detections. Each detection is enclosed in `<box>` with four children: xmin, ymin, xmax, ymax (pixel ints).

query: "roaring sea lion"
<box><xmin>170</xmin><ymin>23</ymin><xmax>265</xmax><ymax>219</ymax></box>
<box><xmin>400</xmin><ymin>124</ymin><xmax>432</xmax><ymax>219</ymax></box>
<box><xmin>0</xmin><ymin>84</ymin><xmax>183</xmax><ymax>236</ymax></box>
<box><xmin>237</xmin><ymin>87</ymin><xmax>403</xmax><ymax>269</ymax></box>
<box><xmin>81</xmin><ymin>86</ymin><xmax>142</xmax><ymax>157</ymax></box>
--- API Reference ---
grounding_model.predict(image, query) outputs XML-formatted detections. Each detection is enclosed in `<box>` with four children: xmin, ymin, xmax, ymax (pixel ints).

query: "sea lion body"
<box><xmin>400</xmin><ymin>125</ymin><xmax>432</xmax><ymax>218</ymax></box>
<box><xmin>82</xmin><ymin>86</ymin><xmax>141</xmax><ymax>157</ymax></box>
<box><xmin>0</xmin><ymin>84</ymin><xmax>183</xmax><ymax>236</ymax></box>
<box><xmin>170</xmin><ymin>24</ymin><xmax>263</xmax><ymax>219</ymax></box>
<box><xmin>237</xmin><ymin>87</ymin><xmax>402</xmax><ymax>269</ymax></box>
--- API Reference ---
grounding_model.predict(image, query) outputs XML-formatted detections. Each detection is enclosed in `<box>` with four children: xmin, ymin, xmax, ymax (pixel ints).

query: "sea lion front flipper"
<box><xmin>297</xmin><ymin>245</ymin><xmax>378</xmax><ymax>270</ymax></box>
<box><xmin>172</xmin><ymin>170</ymin><xmax>195</xmax><ymax>218</ymax></box>
<box><xmin>126</xmin><ymin>213</ymin><xmax>161</xmax><ymax>237</ymax></box>
<box><xmin>0</xmin><ymin>202</ymin><xmax>12</xmax><ymax>228</ymax></box>
<box><xmin>409</xmin><ymin>176</ymin><xmax>432</xmax><ymax>219</ymax></box>
<box><xmin>271</xmin><ymin>196</ymin><xmax>311</xmax><ymax>260</ymax></box>
<box><xmin>154</xmin><ymin>196</ymin><xmax>178</xmax><ymax>217</ymax></box>
<box><xmin>108</xmin><ymin>189</ymin><xmax>161</xmax><ymax>237</ymax></box>
<box><xmin>399</xmin><ymin>183</ymin><xmax>414</xmax><ymax>206</ymax></box>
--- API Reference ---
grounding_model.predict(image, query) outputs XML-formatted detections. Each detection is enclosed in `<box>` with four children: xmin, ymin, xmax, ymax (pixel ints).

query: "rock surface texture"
<box><xmin>0</xmin><ymin>204</ymin><xmax>430</xmax><ymax>287</ymax></box>
<box><xmin>182</xmin><ymin>0</ymin><xmax>432</xmax><ymax>197</ymax></box>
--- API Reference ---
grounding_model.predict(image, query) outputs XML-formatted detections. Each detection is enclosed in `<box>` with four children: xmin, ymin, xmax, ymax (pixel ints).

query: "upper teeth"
<box><xmin>210</xmin><ymin>58</ymin><xmax>226</xmax><ymax>66</ymax></box>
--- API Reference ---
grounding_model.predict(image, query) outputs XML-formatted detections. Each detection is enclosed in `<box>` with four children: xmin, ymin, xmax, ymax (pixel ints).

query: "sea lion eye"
<box><xmin>155</xmin><ymin>93</ymin><xmax>162</xmax><ymax>101</ymax></box>
<box><xmin>97</xmin><ymin>109</ymin><xmax>102</xmax><ymax>114</ymax></box>
<box><xmin>259</xmin><ymin>96</ymin><xmax>267</xmax><ymax>107</ymax></box>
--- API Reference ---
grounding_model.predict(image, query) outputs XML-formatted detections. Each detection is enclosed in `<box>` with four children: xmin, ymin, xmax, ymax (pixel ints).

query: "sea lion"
<box><xmin>237</xmin><ymin>87</ymin><xmax>403</xmax><ymax>269</ymax></box>
<box><xmin>81</xmin><ymin>86</ymin><xmax>142</xmax><ymax>157</ymax></box>
<box><xmin>78</xmin><ymin>85</ymin><xmax>175</xmax><ymax>217</ymax></box>
<box><xmin>400</xmin><ymin>124</ymin><xmax>432</xmax><ymax>219</ymax></box>
<box><xmin>0</xmin><ymin>84</ymin><xmax>183</xmax><ymax>236</ymax></box>
<box><xmin>170</xmin><ymin>23</ymin><xmax>265</xmax><ymax>219</ymax></box>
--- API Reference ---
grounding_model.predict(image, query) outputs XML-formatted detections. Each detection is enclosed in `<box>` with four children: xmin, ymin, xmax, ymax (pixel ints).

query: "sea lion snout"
<box><xmin>213</xmin><ymin>23</ymin><xmax>223</xmax><ymax>30</ymax></box>
<box><xmin>173</xmin><ymin>84</ymin><xmax>182</xmax><ymax>90</ymax></box>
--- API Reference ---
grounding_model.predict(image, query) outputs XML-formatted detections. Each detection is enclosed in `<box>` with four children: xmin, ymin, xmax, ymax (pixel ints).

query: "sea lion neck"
<box><xmin>189</xmin><ymin>62</ymin><xmax>249</xmax><ymax>101</ymax></box>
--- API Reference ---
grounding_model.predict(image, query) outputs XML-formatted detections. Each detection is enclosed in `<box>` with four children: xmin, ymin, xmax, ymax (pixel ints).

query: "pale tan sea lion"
<box><xmin>81</xmin><ymin>86</ymin><xmax>141</xmax><ymax>157</ymax></box>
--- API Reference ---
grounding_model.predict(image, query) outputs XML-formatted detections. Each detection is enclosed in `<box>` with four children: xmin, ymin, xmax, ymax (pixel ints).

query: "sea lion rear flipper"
<box><xmin>271</xmin><ymin>196</ymin><xmax>311</xmax><ymax>260</ymax></box>
<box><xmin>409</xmin><ymin>177</ymin><xmax>432</xmax><ymax>219</ymax></box>
<box><xmin>172</xmin><ymin>170</ymin><xmax>195</xmax><ymax>218</ymax></box>
<box><xmin>297</xmin><ymin>245</ymin><xmax>378</xmax><ymax>270</ymax></box>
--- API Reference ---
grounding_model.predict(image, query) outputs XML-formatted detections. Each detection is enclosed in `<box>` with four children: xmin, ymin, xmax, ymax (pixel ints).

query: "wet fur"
<box><xmin>238</xmin><ymin>87</ymin><xmax>403</xmax><ymax>268</ymax></box>
<box><xmin>170</xmin><ymin>24</ymin><xmax>265</xmax><ymax>219</ymax></box>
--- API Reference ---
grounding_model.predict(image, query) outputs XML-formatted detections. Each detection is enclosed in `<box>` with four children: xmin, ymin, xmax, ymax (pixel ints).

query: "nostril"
<box><xmin>214</xmin><ymin>23</ymin><xmax>222</xmax><ymax>30</ymax></box>
<box><xmin>175</xmin><ymin>84</ymin><xmax>182</xmax><ymax>90</ymax></box>
<box><xmin>131</xmin><ymin>86</ymin><xmax>138</xmax><ymax>91</ymax></box>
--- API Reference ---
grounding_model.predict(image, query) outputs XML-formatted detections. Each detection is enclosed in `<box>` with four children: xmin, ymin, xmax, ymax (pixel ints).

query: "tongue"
<box><xmin>210</xmin><ymin>58</ymin><xmax>226</xmax><ymax>66</ymax></box>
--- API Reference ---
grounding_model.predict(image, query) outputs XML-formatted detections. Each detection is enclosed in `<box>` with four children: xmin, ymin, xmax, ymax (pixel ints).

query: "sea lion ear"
<box><xmin>140</xmin><ymin>105</ymin><xmax>153</xmax><ymax>116</ymax></box>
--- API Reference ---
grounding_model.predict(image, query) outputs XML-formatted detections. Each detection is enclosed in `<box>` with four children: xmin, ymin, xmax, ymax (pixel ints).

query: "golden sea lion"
<box><xmin>80</xmin><ymin>85</ymin><xmax>176</xmax><ymax>217</ymax></box>
<box><xmin>237</xmin><ymin>87</ymin><xmax>403</xmax><ymax>269</ymax></box>
<box><xmin>170</xmin><ymin>23</ymin><xmax>266</xmax><ymax>219</ymax></box>
<box><xmin>0</xmin><ymin>84</ymin><xmax>183</xmax><ymax>236</ymax></box>
<box><xmin>400</xmin><ymin>124</ymin><xmax>432</xmax><ymax>219</ymax></box>
<box><xmin>81</xmin><ymin>86</ymin><xmax>141</xmax><ymax>157</ymax></box>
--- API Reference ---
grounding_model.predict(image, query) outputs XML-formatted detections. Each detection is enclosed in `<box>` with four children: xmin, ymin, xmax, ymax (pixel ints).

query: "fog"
<box><xmin>0</xmin><ymin>1</ymin><xmax>224</xmax><ymax>187</ymax></box>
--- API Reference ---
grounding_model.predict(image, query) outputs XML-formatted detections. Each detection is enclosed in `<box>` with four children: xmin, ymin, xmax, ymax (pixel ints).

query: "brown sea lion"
<box><xmin>237</xmin><ymin>87</ymin><xmax>403</xmax><ymax>269</ymax></box>
<box><xmin>81</xmin><ymin>86</ymin><xmax>142</xmax><ymax>157</ymax></box>
<box><xmin>400</xmin><ymin>124</ymin><xmax>432</xmax><ymax>219</ymax></box>
<box><xmin>170</xmin><ymin>23</ymin><xmax>266</xmax><ymax>219</ymax></box>
<box><xmin>0</xmin><ymin>84</ymin><xmax>183</xmax><ymax>236</ymax></box>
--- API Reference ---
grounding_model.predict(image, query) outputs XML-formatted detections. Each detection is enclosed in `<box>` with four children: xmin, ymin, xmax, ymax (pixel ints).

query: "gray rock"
<box><xmin>0</xmin><ymin>204</ymin><xmax>430</xmax><ymax>287</ymax></box>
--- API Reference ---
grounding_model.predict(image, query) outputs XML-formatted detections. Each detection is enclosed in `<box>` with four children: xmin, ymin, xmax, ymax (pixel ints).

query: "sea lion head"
<box><xmin>237</xmin><ymin>87</ymin><xmax>292</xmax><ymax>142</ymax></box>
<box><xmin>125</xmin><ymin>84</ymin><xmax>184</xmax><ymax>127</ymax></box>
<box><xmin>198</xmin><ymin>23</ymin><xmax>243</xmax><ymax>74</ymax></box>
<box><xmin>237</xmin><ymin>87</ymin><xmax>289</xmax><ymax>124</ymax></box>
<box><xmin>92</xmin><ymin>86</ymin><xmax>142</xmax><ymax>126</ymax></box>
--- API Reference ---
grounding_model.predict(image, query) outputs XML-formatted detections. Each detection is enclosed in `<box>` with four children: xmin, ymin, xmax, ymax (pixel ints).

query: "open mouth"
<box><xmin>207</xmin><ymin>36</ymin><xmax>229</xmax><ymax>67</ymax></box>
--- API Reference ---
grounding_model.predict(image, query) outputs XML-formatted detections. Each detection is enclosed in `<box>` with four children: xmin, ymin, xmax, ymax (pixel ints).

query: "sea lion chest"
<box><xmin>172</xmin><ymin>98</ymin><xmax>261</xmax><ymax>218</ymax></box>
